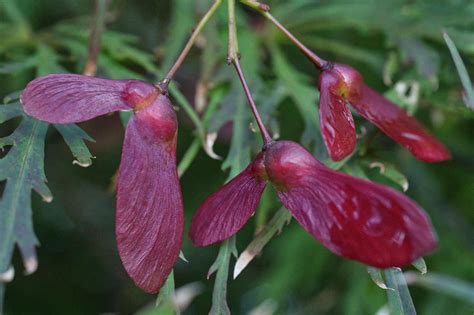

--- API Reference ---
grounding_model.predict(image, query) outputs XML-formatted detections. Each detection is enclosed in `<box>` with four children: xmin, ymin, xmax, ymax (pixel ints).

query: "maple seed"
<box><xmin>21</xmin><ymin>74</ymin><xmax>184</xmax><ymax>293</ymax></box>
<box><xmin>317</xmin><ymin>63</ymin><xmax>451</xmax><ymax>162</ymax></box>
<box><xmin>190</xmin><ymin>140</ymin><xmax>437</xmax><ymax>268</ymax></box>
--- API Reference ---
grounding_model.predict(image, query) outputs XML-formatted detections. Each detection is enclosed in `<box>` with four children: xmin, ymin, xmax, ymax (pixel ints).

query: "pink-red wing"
<box><xmin>21</xmin><ymin>74</ymin><xmax>141</xmax><ymax>123</ymax></box>
<box><xmin>319</xmin><ymin>75</ymin><xmax>357</xmax><ymax>161</ymax></box>
<box><xmin>277</xmin><ymin>163</ymin><xmax>437</xmax><ymax>268</ymax></box>
<box><xmin>351</xmin><ymin>85</ymin><xmax>451</xmax><ymax>162</ymax></box>
<box><xmin>265</xmin><ymin>141</ymin><xmax>437</xmax><ymax>268</ymax></box>
<box><xmin>189</xmin><ymin>154</ymin><xmax>267</xmax><ymax>246</ymax></box>
<box><xmin>116</xmin><ymin>99</ymin><xmax>183</xmax><ymax>293</ymax></box>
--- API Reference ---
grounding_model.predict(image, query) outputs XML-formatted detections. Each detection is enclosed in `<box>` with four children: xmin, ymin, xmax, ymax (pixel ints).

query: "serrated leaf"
<box><xmin>234</xmin><ymin>208</ymin><xmax>291</xmax><ymax>279</ymax></box>
<box><xmin>0</xmin><ymin>115</ymin><xmax>50</xmax><ymax>279</ymax></box>
<box><xmin>384</xmin><ymin>268</ymin><xmax>417</xmax><ymax>315</ymax></box>
<box><xmin>0</xmin><ymin>102</ymin><xmax>23</xmax><ymax>123</ymax></box>
<box><xmin>208</xmin><ymin>237</ymin><xmax>237</xmax><ymax>315</ymax></box>
<box><xmin>55</xmin><ymin>124</ymin><xmax>95</xmax><ymax>168</ymax></box>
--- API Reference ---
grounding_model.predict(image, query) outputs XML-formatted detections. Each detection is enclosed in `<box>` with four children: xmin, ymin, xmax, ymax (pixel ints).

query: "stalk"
<box><xmin>227</xmin><ymin>0</ymin><xmax>272</xmax><ymax>146</ymax></box>
<box><xmin>240</xmin><ymin>0</ymin><xmax>330</xmax><ymax>70</ymax></box>
<box><xmin>158</xmin><ymin>0</ymin><xmax>223</xmax><ymax>92</ymax></box>
<box><xmin>84</xmin><ymin>0</ymin><xmax>110</xmax><ymax>76</ymax></box>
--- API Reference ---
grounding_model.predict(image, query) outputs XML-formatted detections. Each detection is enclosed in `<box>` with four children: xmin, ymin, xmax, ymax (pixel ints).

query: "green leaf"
<box><xmin>0</xmin><ymin>60</ymin><xmax>35</xmax><ymax>74</ymax></box>
<box><xmin>234</xmin><ymin>208</ymin><xmax>292</xmax><ymax>279</ymax></box>
<box><xmin>156</xmin><ymin>270</ymin><xmax>176</xmax><ymax>311</ymax></box>
<box><xmin>102</xmin><ymin>33</ymin><xmax>159</xmax><ymax>73</ymax></box>
<box><xmin>368</xmin><ymin>161</ymin><xmax>409</xmax><ymax>192</ymax></box>
<box><xmin>208</xmin><ymin>29</ymin><xmax>260</xmax><ymax>161</ymax></box>
<box><xmin>443</xmin><ymin>31</ymin><xmax>474</xmax><ymax>110</ymax></box>
<box><xmin>367</xmin><ymin>267</ymin><xmax>391</xmax><ymax>290</ymax></box>
<box><xmin>0</xmin><ymin>102</ymin><xmax>23</xmax><ymax>123</ymax></box>
<box><xmin>324</xmin><ymin>154</ymin><xmax>354</xmax><ymax>171</ymax></box>
<box><xmin>221</xmin><ymin>86</ymin><xmax>251</xmax><ymax>179</ymax></box>
<box><xmin>219</xmin><ymin>29</ymin><xmax>262</xmax><ymax>178</ymax></box>
<box><xmin>1</xmin><ymin>44</ymin><xmax>66</xmax><ymax>76</ymax></box>
<box><xmin>208</xmin><ymin>237</ymin><xmax>237</xmax><ymax>315</ymax></box>
<box><xmin>384</xmin><ymin>268</ymin><xmax>417</xmax><ymax>315</ymax></box>
<box><xmin>257</xmin><ymin>80</ymin><xmax>286</xmax><ymax>139</ymax></box>
<box><xmin>404</xmin><ymin>272</ymin><xmax>474</xmax><ymax>305</ymax></box>
<box><xmin>342</xmin><ymin>163</ymin><xmax>369</xmax><ymax>180</ymax></box>
<box><xmin>120</xmin><ymin>110</ymin><xmax>133</xmax><ymax>126</ymax></box>
<box><xmin>34</xmin><ymin>44</ymin><xmax>67</xmax><ymax>76</ymax></box>
<box><xmin>383</xmin><ymin>52</ymin><xmax>400</xmax><ymax>86</ymax></box>
<box><xmin>168</xmin><ymin>83</ymin><xmax>207</xmax><ymax>148</ymax></box>
<box><xmin>101</xmin><ymin>54</ymin><xmax>146</xmax><ymax>80</ymax></box>
<box><xmin>160</xmin><ymin>0</ymin><xmax>194</xmax><ymax>72</ymax></box>
<box><xmin>0</xmin><ymin>115</ymin><xmax>50</xmax><ymax>278</ymax></box>
<box><xmin>270</xmin><ymin>44</ymin><xmax>320</xmax><ymax>148</ymax></box>
<box><xmin>0</xmin><ymin>284</ymin><xmax>4</xmax><ymax>312</ymax></box>
<box><xmin>3</xmin><ymin>91</ymin><xmax>22</xmax><ymax>104</ymax></box>
<box><xmin>55</xmin><ymin>124</ymin><xmax>95</xmax><ymax>168</ymax></box>
<box><xmin>1</xmin><ymin>0</ymin><xmax>29</xmax><ymax>27</ymax></box>
<box><xmin>397</xmin><ymin>36</ymin><xmax>440</xmax><ymax>83</ymax></box>
<box><xmin>412</xmin><ymin>258</ymin><xmax>427</xmax><ymax>275</ymax></box>
<box><xmin>178</xmin><ymin>87</ymin><xmax>226</xmax><ymax>177</ymax></box>
<box><xmin>299</xmin><ymin>35</ymin><xmax>384</xmax><ymax>71</ymax></box>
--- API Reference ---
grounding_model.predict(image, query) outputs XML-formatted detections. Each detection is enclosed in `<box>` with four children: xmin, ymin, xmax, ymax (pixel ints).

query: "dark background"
<box><xmin>0</xmin><ymin>0</ymin><xmax>473</xmax><ymax>314</ymax></box>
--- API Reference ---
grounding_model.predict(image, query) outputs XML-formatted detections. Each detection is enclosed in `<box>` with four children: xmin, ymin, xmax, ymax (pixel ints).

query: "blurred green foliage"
<box><xmin>0</xmin><ymin>0</ymin><xmax>473</xmax><ymax>314</ymax></box>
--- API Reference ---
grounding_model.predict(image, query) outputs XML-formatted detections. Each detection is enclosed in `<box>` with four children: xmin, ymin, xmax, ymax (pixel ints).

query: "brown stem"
<box><xmin>83</xmin><ymin>0</ymin><xmax>110</xmax><ymax>76</ymax></box>
<box><xmin>159</xmin><ymin>0</ymin><xmax>223</xmax><ymax>92</ymax></box>
<box><xmin>265</xmin><ymin>13</ymin><xmax>329</xmax><ymax>69</ymax></box>
<box><xmin>227</xmin><ymin>0</ymin><xmax>272</xmax><ymax>145</ymax></box>
<box><xmin>227</xmin><ymin>0</ymin><xmax>272</xmax><ymax>146</ymax></box>
<box><xmin>240</xmin><ymin>0</ymin><xmax>329</xmax><ymax>70</ymax></box>
<box><xmin>232</xmin><ymin>59</ymin><xmax>273</xmax><ymax>146</ymax></box>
